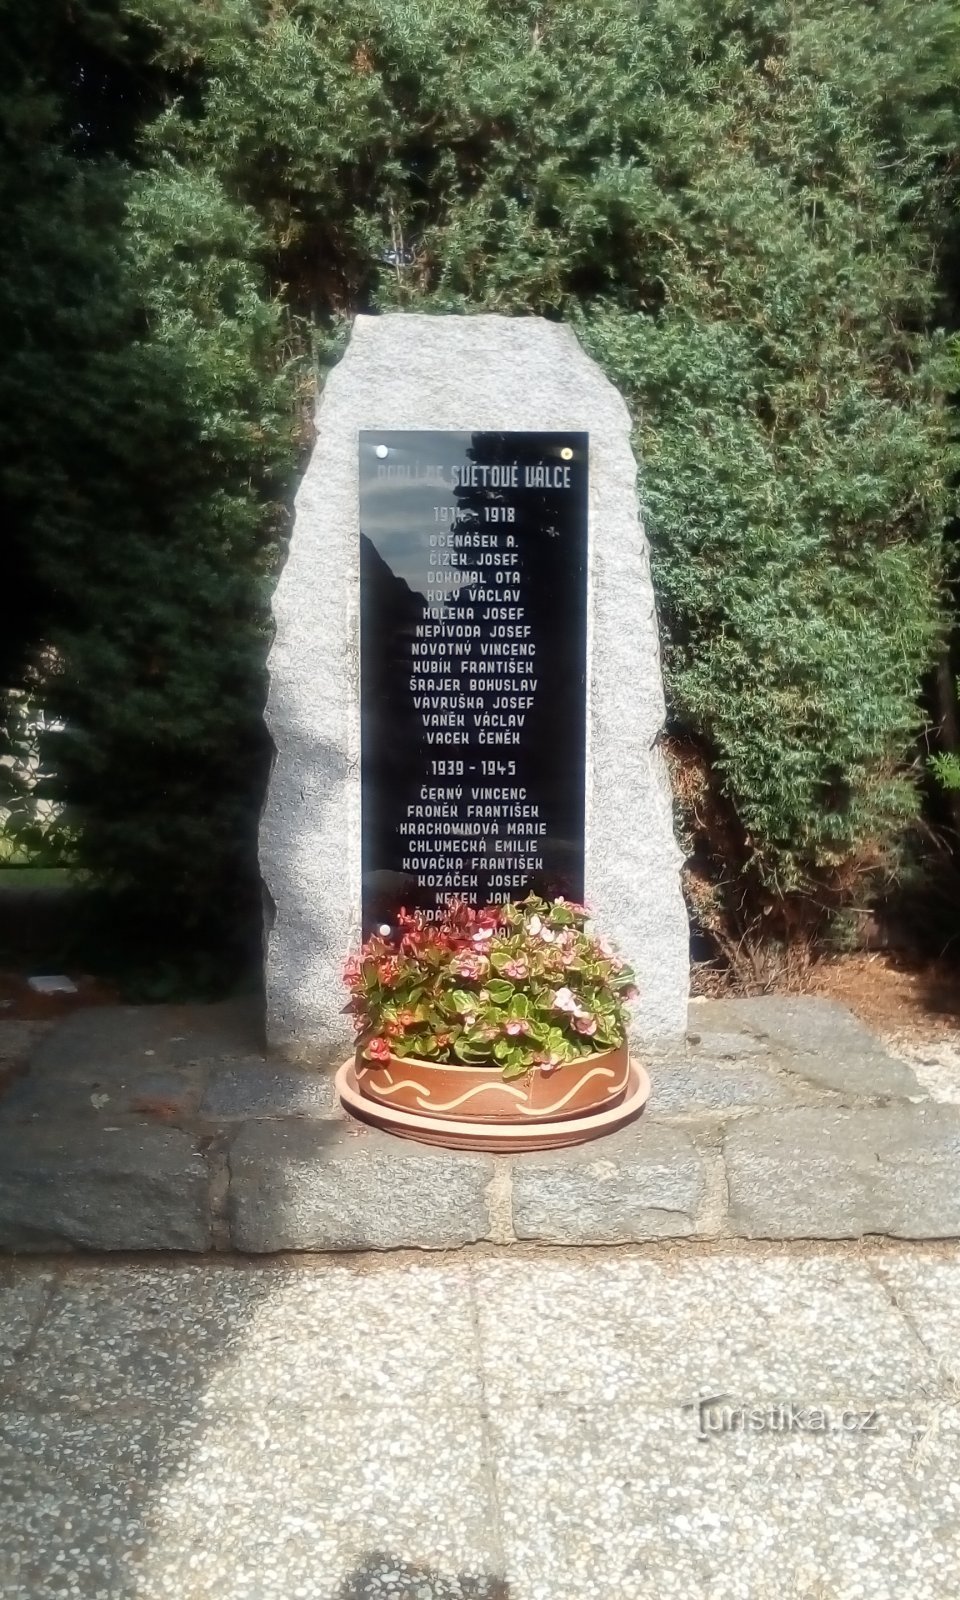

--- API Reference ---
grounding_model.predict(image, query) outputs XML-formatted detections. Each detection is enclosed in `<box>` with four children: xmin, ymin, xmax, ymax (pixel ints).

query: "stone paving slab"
<box><xmin>29</xmin><ymin>996</ymin><xmax>261</xmax><ymax>1074</ymax></box>
<box><xmin>470</xmin><ymin>1255</ymin><xmax>938</xmax><ymax>1407</ymax></box>
<box><xmin>200</xmin><ymin>1062</ymin><xmax>340</xmax><ymax>1121</ymax></box>
<box><xmin>0</xmin><ymin>1406</ymin><xmax>201</xmax><ymax>1584</ymax></box>
<box><xmin>0</xmin><ymin>1259</ymin><xmax>483</xmax><ymax>1416</ymax></box>
<box><xmin>3</xmin><ymin>1265</ymin><xmax>258</xmax><ymax>1410</ymax></box>
<box><xmin>510</xmin><ymin>1123</ymin><xmax>715</xmax><ymax>1244</ymax></box>
<box><xmin>0</xmin><ymin>995</ymin><xmax>953</xmax><ymax>1252</ymax></box>
<box><xmin>0</xmin><ymin>1403</ymin><xmax>503</xmax><ymax>1600</ymax></box>
<box><xmin>485</xmin><ymin>1399</ymin><xmax>960</xmax><ymax>1600</ymax></box>
<box><xmin>228</xmin><ymin>1120</ymin><xmax>494</xmax><ymax>1252</ymax></box>
<box><xmin>185</xmin><ymin>1261</ymin><xmax>483</xmax><ymax>1412</ymax></box>
<box><xmin>0</xmin><ymin>1067</ymin><xmax>205</xmax><ymax>1124</ymax></box>
<box><xmin>0</xmin><ymin>1397</ymin><xmax>505</xmax><ymax>1596</ymax></box>
<box><xmin>645</xmin><ymin>1058</ymin><xmax>816</xmax><ymax>1117</ymax></box>
<box><xmin>724</xmin><ymin>1105</ymin><xmax>960</xmax><ymax>1239</ymax></box>
<box><xmin>690</xmin><ymin>995</ymin><xmax>923</xmax><ymax>1099</ymax></box>
<box><xmin>869</xmin><ymin>1253</ymin><xmax>960</xmax><ymax>1374</ymax></box>
<box><xmin>0</xmin><ymin>1126</ymin><xmax>211</xmax><ymax>1253</ymax></box>
<box><xmin>1</xmin><ymin>1251</ymin><xmax>960</xmax><ymax>1599</ymax></box>
<box><xmin>142</xmin><ymin>1399</ymin><xmax>504</xmax><ymax>1599</ymax></box>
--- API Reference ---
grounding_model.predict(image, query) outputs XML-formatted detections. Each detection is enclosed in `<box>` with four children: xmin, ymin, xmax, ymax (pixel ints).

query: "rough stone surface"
<box><xmin>689</xmin><ymin>995</ymin><xmax>923</xmax><ymax>1100</ymax></box>
<box><xmin>0</xmin><ymin>1067</ymin><xmax>203</xmax><ymax>1123</ymax></box>
<box><xmin>888</xmin><ymin>1029</ymin><xmax>960</xmax><ymax>1106</ymax></box>
<box><xmin>646</xmin><ymin>1059</ymin><xmax>813</xmax><ymax>1118</ymax></box>
<box><xmin>0</xmin><ymin>1020</ymin><xmax>53</xmax><ymax>1072</ymax></box>
<box><xmin>200</xmin><ymin>1063</ymin><xmax>339</xmax><ymax>1121</ymax></box>
<box><xmin>0</xmin><ymin>1126</ymin><xmax>210</xmax><ymax>1251</ymax></box>
<box><xmin>725</xmin><ymin>1105</ymin><xmax>960</xmax><ymax>1238</ymax></box>
<box><xmin>229</xmin><ymin>1118</ymin><xmax>494</xmax><ymax>1251</ymax></box>
<box><xmin>1</xmin><ymin>995</ymin><xmax>957</xmax><ymax>1255</ymax></box>
<box><xmin>30</xmin><ymin>997</ymin><xmax>262</xmax><ymax>1073</ymax></box>
<box><xmin>261</xmin><ymin>313</ymin><xmax>689</xmax><ymax>1062</ymax></box>
<box><xmin>511</xmin><ymin>1122</ymin><xmax>711</xmax><ymax>1242</ymax></box>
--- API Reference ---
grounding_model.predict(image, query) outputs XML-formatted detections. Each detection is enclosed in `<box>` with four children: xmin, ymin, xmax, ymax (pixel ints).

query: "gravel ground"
<box><xmin>2</xmin><ymin>1247</ymin><xmax>960</xmax><ymax>1600</ymax></box>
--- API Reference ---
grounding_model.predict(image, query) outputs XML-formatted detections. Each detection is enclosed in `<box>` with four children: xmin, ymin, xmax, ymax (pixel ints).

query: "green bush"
<box><xmin>931</xmin><ymin>752</ymin><xmax>960</xmax><ymax>792</ymax></box>
<box><xmin>4</xmin><ymin>0</ymin><xmax>959</xmax><ymax>979</ymax></box>
<box><xmin>0</xmin><ymin>2</ymin><xmax>298</xmax><ymax>973</ymax></box>
<box><xmin>135</xmin><ymin>0</ymin><xmax>957</xmax><ymax>966</ymax></box>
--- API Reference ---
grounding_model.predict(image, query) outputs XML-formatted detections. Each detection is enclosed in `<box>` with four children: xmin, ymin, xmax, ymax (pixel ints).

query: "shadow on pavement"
<box><xmin>331</xmin><ymin>1551</ymin><xmax>509</xmax><ymax>1598</ymax></box>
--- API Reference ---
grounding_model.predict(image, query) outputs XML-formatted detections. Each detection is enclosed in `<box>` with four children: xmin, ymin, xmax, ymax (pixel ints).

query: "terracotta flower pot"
<box><xmin>356</xmin><ymin>1040</ymin><xmax>631</xmax><ymax>1124</ymax></box>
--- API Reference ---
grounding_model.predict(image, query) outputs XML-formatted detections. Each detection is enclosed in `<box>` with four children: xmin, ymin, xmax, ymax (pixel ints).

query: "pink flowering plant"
<box><xmin>344</xmin><ymin>895</ymin><xmax>637</xmax><ymax>1080</ymax></box>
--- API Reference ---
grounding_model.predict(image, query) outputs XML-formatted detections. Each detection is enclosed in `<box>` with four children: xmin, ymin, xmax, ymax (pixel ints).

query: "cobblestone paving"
<box><xmin>2</xmin><ymin>1245</ymin><xmax>960</xmax><ymax>1600</ymax></box>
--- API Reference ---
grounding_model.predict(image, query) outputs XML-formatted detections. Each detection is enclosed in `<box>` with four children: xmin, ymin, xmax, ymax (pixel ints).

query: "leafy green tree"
<box><xmin>0</xmin><ymin>0</ymin><xmax>139</xmax><ymax>852</ymax></box>
<box><xmin>0</xmin><ymin>0</ymin><xmax>297</xmax><ymax>974</ymax></box>
<box><xmin>4</xmin><ymin>0</ymin><xmax>960</xmax><ymax>981</ymax></box>
<box><xmin>129</xmin><ymin>0</ymin><xmax>959</xmax><ymax>971</ymax></box>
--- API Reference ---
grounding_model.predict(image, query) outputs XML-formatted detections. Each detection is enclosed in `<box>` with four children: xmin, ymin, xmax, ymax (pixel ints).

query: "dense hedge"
<box><xmin>0</xmin><ymin>2</ymin><xmax>295</xmax><ymax>968</ymax></box>
<box><xmin>3</xmin><ymin>0</ymin><xmax>959</xmax><ymax>979</ymax></box>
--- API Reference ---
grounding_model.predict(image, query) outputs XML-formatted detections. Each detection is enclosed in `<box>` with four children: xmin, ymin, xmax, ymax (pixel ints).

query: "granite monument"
<box><xmin>261</xmin><ymin>314</ymin><xmax>688</xmax><ymax>1061</ymax></box>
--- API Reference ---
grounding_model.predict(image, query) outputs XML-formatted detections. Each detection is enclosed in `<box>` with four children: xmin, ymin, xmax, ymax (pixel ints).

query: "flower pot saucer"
<box><xmin>335</xmin><ymin>1059</ymin><xmax>650</xmax><ymax>1152</ymax></box>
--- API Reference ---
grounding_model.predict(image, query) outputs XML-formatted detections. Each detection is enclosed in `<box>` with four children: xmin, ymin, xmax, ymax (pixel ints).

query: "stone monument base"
<box><xmin>0</xmin><ymin>996</ymin><xmax>956</xmax><ymax>1252</ymax></box>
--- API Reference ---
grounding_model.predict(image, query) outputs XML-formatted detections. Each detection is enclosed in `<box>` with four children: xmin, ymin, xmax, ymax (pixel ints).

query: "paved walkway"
<box><xmin>2</xmin><ymin>1243</ymin><xmax>960</xmax><ymax>1599</ymax></box>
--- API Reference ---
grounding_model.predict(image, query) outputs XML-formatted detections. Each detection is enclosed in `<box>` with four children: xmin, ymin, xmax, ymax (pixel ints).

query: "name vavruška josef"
<box><xmin>359</xmin><ymin>430</ymin><xmax>588</xmax><ymax>928</ymax></box>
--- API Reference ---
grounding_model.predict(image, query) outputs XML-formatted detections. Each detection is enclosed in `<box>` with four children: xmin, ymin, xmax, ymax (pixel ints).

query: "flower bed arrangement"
<box><xmin>342</xmin><ymin>895</ymin><xmax>639</xmax><ymax>1125</ymax></box>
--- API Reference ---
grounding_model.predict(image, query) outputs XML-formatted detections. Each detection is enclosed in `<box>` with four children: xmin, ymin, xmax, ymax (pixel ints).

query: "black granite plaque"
<box><xmin>359</xmin><ymin>430</ymin><xmax>588</xmax><ymax>928</ymax></box>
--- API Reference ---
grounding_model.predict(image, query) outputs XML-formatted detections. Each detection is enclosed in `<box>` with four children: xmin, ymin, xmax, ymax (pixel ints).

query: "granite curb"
<box><xmin>1</xmin><ymin>997</ymin><xmax>956</xmax><ymax>1254</ymax></box>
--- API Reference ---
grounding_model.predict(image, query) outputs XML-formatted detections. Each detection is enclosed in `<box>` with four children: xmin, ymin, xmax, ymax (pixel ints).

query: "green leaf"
<box><xmin>453</xmin><ymin>1036</ymin><xmax>489</xmax><ymax>1063</ymax></box>
<box><xmin>484</xmin><ymin>978</ymin><xmax>515</xmax><ymax>1005</ymax></box>
<box><xmin>464</xmin><ymin>1030</ymin><xmax>496</xmax><ymax>1059</ymax></box>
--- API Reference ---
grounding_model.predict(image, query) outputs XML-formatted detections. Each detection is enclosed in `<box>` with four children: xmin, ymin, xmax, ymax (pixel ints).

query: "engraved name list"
<box><xmin>359</xmin><ymin>430</ymin><xmax>588</xmax><ymax>929</ymax></box>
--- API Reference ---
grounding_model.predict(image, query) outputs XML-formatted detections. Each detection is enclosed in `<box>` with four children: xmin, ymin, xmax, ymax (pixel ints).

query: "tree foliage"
<box><xmin>3</xmin><ymin>0</ymin><xmax>959</xmax><ymax>979</ymax></box>
<box><xmin>0</xmin><ymin>1</ymin><xmax>296</xmax><ymax>969</ymax></box>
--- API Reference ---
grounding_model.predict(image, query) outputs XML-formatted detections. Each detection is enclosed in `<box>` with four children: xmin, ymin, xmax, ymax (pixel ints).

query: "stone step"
<box><xmin>0</xmin><ymin>996</ymin><xmax>953</xmax><ymax>1254</ymax></box>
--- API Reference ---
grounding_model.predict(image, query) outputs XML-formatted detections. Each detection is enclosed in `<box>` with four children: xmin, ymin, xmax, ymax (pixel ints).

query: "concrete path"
<box><xmin>2</xmin><ymin>1243</ymin><xmax>959</xmax><ymax>1599</ymax></box>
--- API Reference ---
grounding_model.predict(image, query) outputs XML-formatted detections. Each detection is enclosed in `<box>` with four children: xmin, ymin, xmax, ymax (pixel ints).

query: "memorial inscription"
<box><xmin>359</xmin><ymin>430</ymin><xmax>588</xmax><ymax>928</ymax></box>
